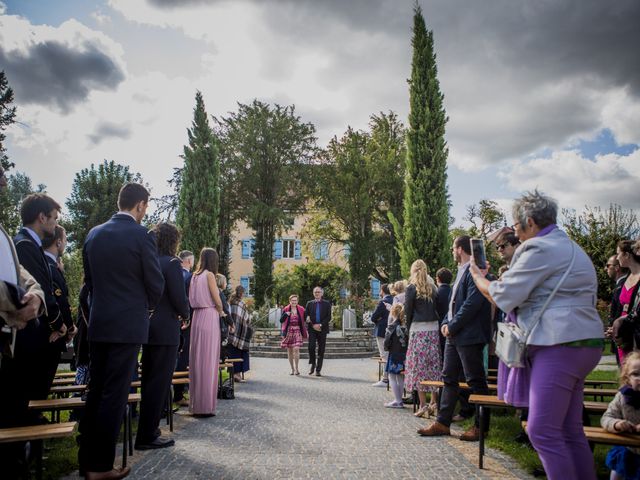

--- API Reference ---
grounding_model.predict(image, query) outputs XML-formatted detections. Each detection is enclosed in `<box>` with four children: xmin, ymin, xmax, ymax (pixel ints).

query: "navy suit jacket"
<box><xmin>435</xmin><ymin>284</ymin><xmax>451</xmax><ymax>326</ymax></box>
<box><xmin>83</xmin><ymin>214</ymin><xmax>164</xmax><ymax>344</ymax></box>
<box><xmin>304</xmin><ymin>299</ymin><xmax>332</xmax><ymax>334</ymax></box>
<box><xmin>46</xmin><ymin>255</ymin><xmax>74</xmax><ymax>351</ymax></box>
<box><xmin>147</xmin><ymin>255</ymin><xmax>190</xmax><ymax>346</ymax></box>
<box><xmin>13</xmin><ymin>228</ymin><xmax>62</xmax><ymax>350</ymax></box>
<box><xmin>371</xmin><ymin>294</ymin><xmax>393</xmax><ymax>338</ymax></box>
<box><xmin>442</xmin><ymin>268</ymin><xmax>491</xmax><ymax>346</ymax></box>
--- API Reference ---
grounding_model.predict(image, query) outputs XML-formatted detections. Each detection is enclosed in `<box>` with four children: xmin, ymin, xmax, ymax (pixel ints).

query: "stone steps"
<box><xmin>253</xmin><ymin>345</ymin><xmax>373</xmax><ymax>354</ymax></box>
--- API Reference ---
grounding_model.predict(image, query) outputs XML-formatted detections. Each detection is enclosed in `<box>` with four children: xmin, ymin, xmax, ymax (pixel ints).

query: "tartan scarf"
<box><xmin>228</xmin><ymin>300</ymin><xmax>253</xmax><ymax>351</ymax></box>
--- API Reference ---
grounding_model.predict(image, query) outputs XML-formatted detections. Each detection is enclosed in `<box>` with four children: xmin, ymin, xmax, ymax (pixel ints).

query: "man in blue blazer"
<box><xmin>305</xmin><ymin>286</ymin><xmax>332</xmax><ymax>376</ymax></box>
<box><xmin>78</xmin><ymin>183</ymin><xmax>164</xmax><ymax>480</ymax></box>
<box><xmin>419</xmin><ymin>235</ymin><xmax>491</xmax><ymax>441</ymax></box>
<box><xmin>370</xmin><ymin>284</ymin><xmax>393</xmax><ymax>387</ymax></box>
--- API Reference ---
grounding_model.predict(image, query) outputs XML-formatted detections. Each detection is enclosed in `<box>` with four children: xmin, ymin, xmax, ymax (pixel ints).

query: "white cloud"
<box><xmin>502</xmin><ymin>149</ymin><xmax>640</xmax><ymax>211</ymax></box>
<box><xmin>91</xmin><ymin>10</ymin><xmax>112</xmax><ymax>25</ymax></box>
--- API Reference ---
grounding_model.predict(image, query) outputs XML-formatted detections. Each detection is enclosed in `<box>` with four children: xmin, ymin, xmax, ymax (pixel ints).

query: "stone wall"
<box><xmin>251</xmin><ymin>327</ymin><xmax>374</xmax><ymax>348</ymax></box>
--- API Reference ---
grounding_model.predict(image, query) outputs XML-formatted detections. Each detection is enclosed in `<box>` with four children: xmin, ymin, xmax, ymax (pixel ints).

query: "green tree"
<box><xmin>563</xmin><ymin>204</ymin><xmax>639</xmax><ymax>300</ymax></box>
<box><xmin>0</xmin><ymin>70</ymin><xmax>18</xmax><ymax>229</ymax></box>
<box><xmin>0</xmin><ymin>172</ymin><xmax>46</xmax><ymax>236</ymax></box>
<box><xmin>464</xmin><ymin>199</ymin><xmax>507</xmax><ymax>275</ymax></box>
<box><xmin>313</xmin><ymin>128</ymin><xmax>376</xmax><ymax>295</ymax></box>
<box><xmin>218</xmin><ymin>100</ymin><xmax>316</xmax><ymax>307</ymax></box>
<box><xmin>65</xmin><ymin>160</ymin><xmax>141</xmax><ymax>248</ymax></box>
<box><xmin>393</xmin><ymin>5</ymin><xmax>449</xmax><ymax>277</ymax></box>
<box><xmin>272</xmin><ymin>261</ymin><xmax>348</xmax><ymax>307</ymax></box>
<box><xmin>176</xmin><ymin>91</ymin><xmax>221</xmax><ymax>255</ymax></box>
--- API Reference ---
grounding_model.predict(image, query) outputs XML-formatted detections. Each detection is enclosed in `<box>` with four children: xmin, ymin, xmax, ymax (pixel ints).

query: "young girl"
<box><xmin>601</xmin><ymin>351</ymin><xmax>640</xmax><ymax>480</ymax></box>
<box><xmin>383</xmin><ymin>303</ymin><xmax>409</xmax><ymax>408</ymax></box>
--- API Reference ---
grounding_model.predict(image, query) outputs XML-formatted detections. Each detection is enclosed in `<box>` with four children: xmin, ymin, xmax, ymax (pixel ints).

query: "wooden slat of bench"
<box><xmin>50</xmin><ymin>385</ymin><xmax>87</xmax><ymax>394</ymax></box>
<box><xmin>471</xmin><ymin>395</ymin><xmax>609</xmax><ymax>414</ymax></box>
<box><xmin>0</xmin><ymin>422</ymin><xmax>77</xmax><ymax>443</ymax></box>
<box><xmin>583</xmin><ymin>387</ymin><xmax>617</xmax><ymax>397</ymax></box>
<box><xmin>583</xmin><ymin>401</ymin><xmax>608</xmax><ymax>413</ymax></box>
<box><xmin>30</xmin><ymin>393</ymin><xmax>141</xmax><ymax>411</ymax></box>
<box><xmin>220</xmin><ymin>362</ymin><xmax>233</xmax><ymax>368</ymax></box>
<box><xmin>420</xmin><ymin>380</ymin><xmax>498</xmax><ymax>390</ymax></box>
<box><xmin>522</xmin><ymin>422</ymin><xmax>640</xmax><ymax>448</ymax></box>
<box><xmin>54</xmin><ymin>372</ymin><xmax>77</xmax><ymax>379</ymax></box>
<box><xmin>51</xmin><ymin>378</ymin><xmax>75</xmax><ymax>386</ymax></box>
<box><xmin>584</xmin><ymin>379</ymin><xmax>618</xmax><ymax>386</ymax></box>
<box><xmin>225</xmin><ymin>359</ymin><xmax>243</xmax><ymax>363</ymax></box>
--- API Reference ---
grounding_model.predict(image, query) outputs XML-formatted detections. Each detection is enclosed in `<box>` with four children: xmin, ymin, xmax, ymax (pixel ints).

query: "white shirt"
<box><xmin>44</xmin><ymin>251</ymin><xmax>57</xmax><ymax>263</ymax></box>
<box><xmin>23</xmin><ymin>226</ymin><xmax>42</xmax><ymax>247</ymax></box>
<box><xmin>447</xmin><ymin>261</ymin><xmax>470</xmax><ymax>321</ymax></box>
<box><xmin>117</xmin><ymin>211</ymin><xmax>137</xmax><ymax>221</ymax></box>
<box><xmin>0</xmin><ymin>225</ymin><xmax>17</xmax><ymax>284</ymax></box>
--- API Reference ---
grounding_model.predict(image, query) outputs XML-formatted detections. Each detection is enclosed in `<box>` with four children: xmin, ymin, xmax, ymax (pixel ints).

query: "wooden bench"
<box><xmin>0</xmin><ymin>421</ymin><xmax>77</xmax><ymax>480</ymax></box>
<box><xmin>225</xmin><ymin>358</ymin><xmax>245</xmax><ymax>379</ymax></box>
<box><xmin>54</xmin><ymin>371</ymin><xmax>77</xmax><ymax>379</ymax></box>
<box><xmin>419</xmin><ymin>380</ymin><xmax>498</xmax><ymax>391</ymax></box>
<box><xmin>29</xmin><ymin>394</ymin><xmax>141</xmax><ymax>469</ymax></box>
<box><xmin>469</xmin><ymin>394</ymin><xmax>612</xmax><ymax>469</ymax></box>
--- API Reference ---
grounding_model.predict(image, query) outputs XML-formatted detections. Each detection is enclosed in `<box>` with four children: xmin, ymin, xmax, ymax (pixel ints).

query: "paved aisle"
<box><xmin>128</xmin><ymin>358</ymin><xmax>532</xmax><ymax>479</ymax></box>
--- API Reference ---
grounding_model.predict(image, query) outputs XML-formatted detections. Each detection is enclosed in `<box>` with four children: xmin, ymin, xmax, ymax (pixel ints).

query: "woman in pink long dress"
<box><xmin>189</xmin><ymin>248</ymin><xmax>227</xmax><ymax>416</ymax></box>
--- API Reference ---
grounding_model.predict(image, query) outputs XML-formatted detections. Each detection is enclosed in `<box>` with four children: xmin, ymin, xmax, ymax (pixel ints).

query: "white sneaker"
<box><xmin>372</xmin><ymin>380</ymin><xmax>388</xmax><ymax>387</ymax></box>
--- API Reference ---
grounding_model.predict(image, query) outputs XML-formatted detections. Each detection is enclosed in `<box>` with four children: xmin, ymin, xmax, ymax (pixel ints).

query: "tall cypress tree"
<box><xmin>176</xmin><ymin>91</ymin><xmax>220</xmax><ymax>256</ymax></box>
<box><xmin>396</xmin><ymin>5</ymin><xmax>449</xmax><ymax>276</ymax></box>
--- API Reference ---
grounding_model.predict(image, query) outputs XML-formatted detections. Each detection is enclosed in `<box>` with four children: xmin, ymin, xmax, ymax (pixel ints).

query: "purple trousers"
<box><xmin>527</xmin><ymin>345</ymin><xmax>601</xmax><ymax>480</ymax></box>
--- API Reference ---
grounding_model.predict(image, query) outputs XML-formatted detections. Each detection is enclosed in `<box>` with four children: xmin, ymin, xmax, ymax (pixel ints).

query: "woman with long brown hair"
<box><xmin>189</xmin><ymin>248</ymin><xmax>227</xmax><ymax>416</ymax></box>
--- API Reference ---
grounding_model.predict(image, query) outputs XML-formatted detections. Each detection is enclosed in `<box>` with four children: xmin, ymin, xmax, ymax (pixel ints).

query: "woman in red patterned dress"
<box><xmin>280</xmin><ymin>294</ymin><xmax>308</xmax><ymax>375</ymax></box>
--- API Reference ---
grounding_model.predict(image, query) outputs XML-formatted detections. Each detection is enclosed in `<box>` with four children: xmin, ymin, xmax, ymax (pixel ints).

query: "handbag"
<box><xmin>495</xmin><ymin>242</ymin><xmax>576</xmax><ymax>368</ymax></box>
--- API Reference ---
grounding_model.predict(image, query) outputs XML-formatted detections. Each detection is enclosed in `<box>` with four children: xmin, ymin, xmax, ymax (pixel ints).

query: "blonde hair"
<box><xmin>390</xmin><ymin>303</ymin><xmax>405</xmax><ymax>325</ymax></box>
<box><xmin>620</xmin><ymin>351</ymin><xmax>640</xmax><ymax>387</ymax></box>
<box><xmin>289</xmin><ymin>294</ymin><xmax>299</xmax><ymax>303</ymax></box>
<box><xmin>216</xmin><ymin>273</ymin><xmax>227</xmax><ymax>289</ymax></box>
<box><xmin>390</xmin><ymin>280</ymin><xmax>407</xmax><ymax>295</ymax></box>
<box><xmin>409</xmin><ymin>259</ymin><xmax>434</xmax><ymax>299</ymax></box>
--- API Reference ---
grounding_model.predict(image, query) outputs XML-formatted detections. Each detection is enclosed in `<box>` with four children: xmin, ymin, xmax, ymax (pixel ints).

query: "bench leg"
<box><xmin>479</xmin><ymin>405</ymin><xmax>485</xmax><ymax>469</ymax></box>
<box><xmin>229</xmin><ymin>365</ymin><xmax>234</xmax><ymax>393</ymax></box>
<box><xmin>35</xmin><ymin>439</ymin><xmax>43</xmax><ymax>480</ymax></box>
<box><xmin>122</xmin><ymin>405</ymin><xmax>128</xmax><ymax>469</ymax></box>
<box><xmin>128</xmin><ymin>405</ymin><xmax>133</xmax><ymax>456</ymax></box>
<box><xmin>168</xmin><ymin>390</ymin><xmax>174</xmax><ymax>432</ymax></box>
<box><xmin>378</xmin><ymin>363</ymin><xmax>382</xmax><ymax>382</ymax></box>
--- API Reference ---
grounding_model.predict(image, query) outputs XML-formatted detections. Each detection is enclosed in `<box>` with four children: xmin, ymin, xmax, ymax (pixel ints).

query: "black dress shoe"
<box><xmin>134</xmin><ymin>436</ymin><xmax>175</xmax><ymax>450</ymax></box>
<box><xmin>315</xmin><ymin>371</ymin><xmax>322</xmax><ymax>377</ymax></box>
<box><xmin>309</xmin><ymin>367</ymin><xmax>315</xmax><ymax>375</ymax></box>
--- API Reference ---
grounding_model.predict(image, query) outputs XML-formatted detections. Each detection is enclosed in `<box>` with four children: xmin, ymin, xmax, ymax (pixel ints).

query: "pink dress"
<box><xmin>618</xmin><ymin>285</ymin><xmax>633</xmax><ymax>365</ymax></box>
<box><xmin>189</xmin><ymin>271</ymin><xmax>221</xmax><ymax>415</ymax></box>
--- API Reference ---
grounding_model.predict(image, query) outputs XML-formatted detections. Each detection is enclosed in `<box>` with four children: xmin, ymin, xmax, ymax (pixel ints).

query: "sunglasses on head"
<box><xmin>497</xmin><ymin>243</ymin><xmax>510</xmax><ymax>251</ymax></box>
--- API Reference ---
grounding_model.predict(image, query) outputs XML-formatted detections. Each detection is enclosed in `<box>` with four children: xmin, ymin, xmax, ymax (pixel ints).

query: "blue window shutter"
<box><xmin>240</xmin><ymin>276</ymin><xmax>250</xmax><ymax>296</ymax></box>
<box><xmin>241</xmin><ymin>239</ymin><xmax>250</xmax><ymax>259</ymax></box>
<box><xmin>294</xmin><ymin>240</ymin><xmax>302</xmax><ymax>259</ymax></box>
<box><xmin>274</xmin><ymin>239</ymin><xmax>283</xmax><ymax>259</ymax></box>
<box><xmin>313</xmin><ymin>242</ymin><xmax>321</xmax><ymax>260</ymax></box>
<box><xmin>370</xmin><ymin>278</ymin><xmax>381</xmax><ymax>298</ymax></box>
<box><xmin>320</xmin><ymin>241</ymin><xmax>329</xmax><ymax>260</ymax></box>
<box><xmin>250</xmin><ymin>238</ymin><xmax>256</xmax><ymax>258</ymax></box>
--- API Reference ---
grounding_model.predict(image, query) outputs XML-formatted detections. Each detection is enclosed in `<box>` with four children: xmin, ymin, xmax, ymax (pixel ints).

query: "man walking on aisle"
<box><xmin>305</xmin><ymin>287</ymin><xmax>331</xmax><ymax>376</ymax></box>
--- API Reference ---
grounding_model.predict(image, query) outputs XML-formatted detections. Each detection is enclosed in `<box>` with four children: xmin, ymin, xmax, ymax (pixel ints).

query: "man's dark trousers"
<box><xmin>78</xmin><ymin>342</ymin><xmax>139</xmax><ymax>472</ymax></box>
<box><xmin>174</xmin><ymin>327</ymin><xmax>190</xmax><ymax>402</ymax></box>
<box><xmin>436</xmin><ymin>342</ymin><xmax>490</xmax><ymax>430</ymax></box>
<box><xmin>308</xmin><ymin>328</ymin><xmax>327</xmax><ymax>373</ymax></box>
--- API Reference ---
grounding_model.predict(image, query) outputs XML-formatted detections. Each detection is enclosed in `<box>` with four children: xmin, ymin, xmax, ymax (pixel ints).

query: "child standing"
<box><xmin>383</xmin><ymin>303</ymin><xmax>409</xmax><ymax>408</ymax></box>
<box><xmin>601</xmin><ymin>351</ymin><xmax>640</xmax><ymax>480</ymax></box>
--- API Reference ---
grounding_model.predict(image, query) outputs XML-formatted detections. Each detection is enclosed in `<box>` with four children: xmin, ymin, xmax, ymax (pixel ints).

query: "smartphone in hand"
<box><xmin>471</xmin><ymin>238</ymin><xmax>487</xmax><ymax>270</ymax></box>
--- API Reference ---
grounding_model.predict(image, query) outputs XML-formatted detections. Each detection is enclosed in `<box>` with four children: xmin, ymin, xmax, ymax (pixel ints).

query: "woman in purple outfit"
<box><xmin>188</xmin><ymin>248</ymin><xmax>227</xmax><ymax>417</ymax></box>
<box><xmin>469</xmin><ymin>190</ymin><xmax>604</xmax><ymax>480</ymax></box>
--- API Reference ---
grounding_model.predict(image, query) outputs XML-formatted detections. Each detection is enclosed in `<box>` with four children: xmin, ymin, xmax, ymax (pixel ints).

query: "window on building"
<box><xmin>240</xmin><ymin>276</ymin><xmax>254</xmax><ymax>297</ymax></box>
<box><xmin>370</xmin><ymin>278</ymin><xmax>381</xmax><ymax>298</ymax></box>
<box><xmin>280</xmin><ymin>239</ymin><xmax>301</xmax><ymax>259</ymax></box>
<box><xmin>314</xmin><ymin>240</ymin><xmax>329</xmax><ymax>260</ymax></box>
<box><xmin>241</xmin><ymin>238</ymin><xmax>255</xmax><ymax>259</ymax></box>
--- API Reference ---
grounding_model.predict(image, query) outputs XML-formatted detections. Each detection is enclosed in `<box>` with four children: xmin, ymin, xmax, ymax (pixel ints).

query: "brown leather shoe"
<box><xmin>85</xmin><ymin>467</ymin><xmax>131</xmax><ymax>480</ymax></box>
<box><xmin>459</xmin><ymin>425</ymin><xmax>483</xmax><ymax>442</ymax></box>
<box><xmin>417</xmin><ymin>421</ymin><xmax>450</xmax><ymax>436</ymax></box>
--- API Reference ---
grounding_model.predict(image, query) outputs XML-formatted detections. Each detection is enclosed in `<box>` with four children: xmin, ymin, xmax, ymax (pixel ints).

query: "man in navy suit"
<box><xmin>370</xmin><ymin>284</ymin><xmax>392</xmax><ymax>387</ymax></box>
<box><xmin>12</xmin><ymin>194</ymin><xmax>64</xmax><ymax>413</ymax></box>
<box><xmin>418</xmin><ymin>235</ymin><xmax>491</xmax><ymax>441</ymax></box>
<box><xmin>78</xmin><ymin>183</ymin><xmax>164</xmax><ymax>480</ymax></box>
<box><xmin>42</xmin><ymin>225</ymin><xmax>77</xmax><ymax>387</ymax></box>
<box><xmin>305</xmin><ymin>286</ymin><xmax>332</xmax><ymax>376</ymax></box>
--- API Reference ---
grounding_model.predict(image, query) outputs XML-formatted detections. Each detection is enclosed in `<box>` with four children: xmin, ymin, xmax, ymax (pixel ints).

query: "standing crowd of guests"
<box><xmin>370</xmin><ymin>190</ymin><xmax>640</xmax><ymax>480</ymax></box>
<box><xmin>0</xmin><ymin>176</ymin><xmax>252</xmax><ymax>480</ymax></box>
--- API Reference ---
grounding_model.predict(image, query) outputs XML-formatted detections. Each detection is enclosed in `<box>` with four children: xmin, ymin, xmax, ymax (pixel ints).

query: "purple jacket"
<box><xmin>280</xmin><ymin>304</ymin><xmax>308</xmax><ymax>338</ymax></box>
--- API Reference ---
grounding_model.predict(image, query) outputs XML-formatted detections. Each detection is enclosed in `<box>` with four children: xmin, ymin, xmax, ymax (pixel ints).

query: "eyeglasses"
<box><xmin>510</xmin><ymin>222</ymin><xmax>521</xmax><ymax>230</ymax></box>
<box><xmin>497</xmin><ymin>243</ymin><xmax>509</xmax><ymax>251</ymax></box>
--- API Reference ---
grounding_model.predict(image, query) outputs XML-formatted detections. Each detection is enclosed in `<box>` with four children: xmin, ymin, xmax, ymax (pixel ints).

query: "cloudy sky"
<box><xmin>1</xmin><ymin>0</ymin><xmax>639</xmax><ymax>225</ymax></box>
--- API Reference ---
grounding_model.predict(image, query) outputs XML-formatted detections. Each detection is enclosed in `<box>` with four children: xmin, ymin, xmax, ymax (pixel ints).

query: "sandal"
<box><xmin>414</xmin><ymin>406</ymin><xmax>429</xmax><ymax>418</ymax></box>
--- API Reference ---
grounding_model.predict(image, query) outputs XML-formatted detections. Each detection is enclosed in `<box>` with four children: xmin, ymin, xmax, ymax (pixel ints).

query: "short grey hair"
<box><xmin>512</xmin><ymin>190</ymin><xmax>558</xmax><ymax>229</ymax></box>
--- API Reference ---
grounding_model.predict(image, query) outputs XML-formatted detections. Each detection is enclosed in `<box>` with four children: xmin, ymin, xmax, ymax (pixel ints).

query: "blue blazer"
<box><xmin>147</xmin><ymin>255</ymin><xmax>190</xmax><ymax>346</ymax></box>
<box><xmin>83</xmin><ymin>214</ymin><xmax>164</xmax><ymax>344</ymax></box>
<box><xmin>371</xmin><ymin>294</ymin><xmax>393</xmax><ymax>338</ymax></box>
<box><xmin>442</xmin><ymin>268</ymin><xmax>491</xmax><ymax>346</ymax></box>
